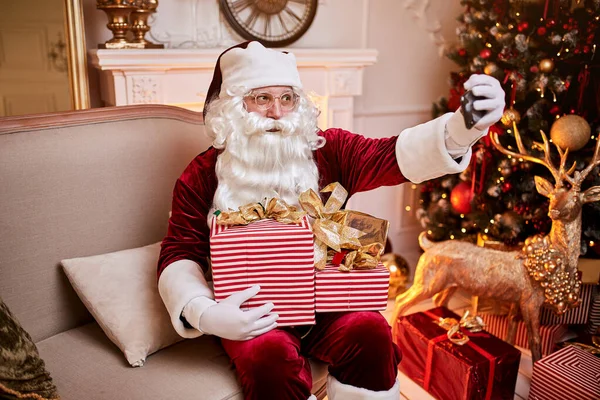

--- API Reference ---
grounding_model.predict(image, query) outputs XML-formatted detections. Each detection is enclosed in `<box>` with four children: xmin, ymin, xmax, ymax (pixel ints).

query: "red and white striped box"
<box><xmin>529</xmin><ymin>345</ymin><xmax>600</xmax><ymax>400</ymax></box>
<box><xmin>315</xmin><ymin>264</ymin><xmax>389</xmax><ymax>312</ymax></box>
<box><xmin>481</xmin><ymin>313</ymin><xmax>567</xmax><ymax>356</ymax></box>
<box><xmin>540</xmin><ymin>283</ymin><xmax>598</xmax><ymax>325</ymax></box>
<box><xmin>210</xmin><ymin>216</ymin><xmax>315</xmax><ymax>326</ymax></box>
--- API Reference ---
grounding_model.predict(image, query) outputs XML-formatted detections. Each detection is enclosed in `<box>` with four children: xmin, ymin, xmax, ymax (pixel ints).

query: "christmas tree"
<box><xmin>418</xmin><ymin>0</ymin><xmax>600</xmax><ymax>256</ymax></box>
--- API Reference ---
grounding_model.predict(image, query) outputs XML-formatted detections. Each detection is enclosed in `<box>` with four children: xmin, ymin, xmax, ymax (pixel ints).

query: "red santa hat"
<box><xmin>203</xmin><ymin>41</ymin><xmax>302</xmax><ymax>118</ymax></box>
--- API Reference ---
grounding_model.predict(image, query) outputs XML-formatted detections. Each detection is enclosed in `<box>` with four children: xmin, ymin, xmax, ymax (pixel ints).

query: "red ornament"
<box><xmin>518</xmin><ymin>22</ymin><xmax>529</xmax><ymax>32</ymax></box>
<box><xmin>458</xmin><ymin>48</ymin><xmax>467</xmax><ymax>57</ymax></box>
<box><xmin>450</xmin><ymin>181</ymin><xmax>473</xmax><ymax>214</ymax></box>
<box><xmin>550</xmin><ymin>105</ymin><xmax>561</xmax><ymax>115</ymax></box>
<box><xmin>583</xmin><ymin>45</ymin><xmax>591</xmax><ymax>54</ymax></box>
<box><xmin>530</xmin><ymin>65</ymin><xmax>539</xmax><ymax>73</ymax></box>
<box><xmin>537</xmin><ymin>27</ymin><xmax>547</xmax><ymax>36</ymax></box>
<box><xmin>480</xmin><ymin>48</ymin><xmax>492</xmax><ymax>59</ymax></box>
<box><xmin>502</xmin><ymin>182</ymin><xmax>512</xmax><ymax>192</ymax></box>
<box><xmin>546</xmin><ymin>19</ymin><xmax>556</xmax><ymax>27</ymax></box>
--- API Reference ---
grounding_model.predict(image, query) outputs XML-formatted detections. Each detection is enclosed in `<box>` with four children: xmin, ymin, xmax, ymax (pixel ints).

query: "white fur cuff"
<box><xmin>395</xmin><ymin>112</ymin><xmax>471</xmax><ymax>183</ymax></box>
<box><xmin>158</xmin><ymin>259</ymin><xmax>215</xmax><ymax>338</ymax></box>
<box><xmin>326</xmin><ymin>376</ymin><xmax>400</xmax><ymax>400</ymax></box>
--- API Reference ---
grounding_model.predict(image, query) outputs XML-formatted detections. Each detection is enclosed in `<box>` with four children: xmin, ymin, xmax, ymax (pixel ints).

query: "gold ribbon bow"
<box><xmin>298</xmin><ymin>183</ymin><xmax>364</xmax><ymax>270</ymax></box>
<box><xmin>436</xmin><ymin>311</ymin><xmax>486</xmax><ymax>346</ymax></box>
<box><xmin>338</xmin><ymin>242</ymin><xmax>385</xmax><ymax>272</ymax></box>
<box><xmin>216</xmin><ymin>198</ymin><xmax>306</xmax><ymax>226</ymax></box>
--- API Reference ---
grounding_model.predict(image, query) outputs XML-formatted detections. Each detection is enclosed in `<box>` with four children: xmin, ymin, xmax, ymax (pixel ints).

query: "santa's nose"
<box><xmin>266</xmin><ymin>100</ymin><xmax>283</xmax><ymax>120</ymax></box>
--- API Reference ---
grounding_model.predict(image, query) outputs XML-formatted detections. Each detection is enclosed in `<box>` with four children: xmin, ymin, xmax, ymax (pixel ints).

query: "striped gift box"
<box><xmin>586</xmin><ymin>288</ymin><xmax>600</xmax><ymax>334</ymax></box>
<box><xmin>540</xmin><ymin>283</ymin><xmax>597</xmax><ymax>325</ymax></box>
<box><xmin>529</xmin><ymin>345</ymin><xmax>600</xmax><ymax>400</ymax></box>
<box><xmin>315</xmin><ymin>264</ymin><xmax>389</xmax><ymax>312</ymax></box>
<box><xmin>481</xmin><ymin>313</ymin><xmax>566</xmax><ymax>356</ymax></box>
<box><xmin>210</xmin><ymin>216</ymin><xmax>316</xmax><ymax>326</ymax></box>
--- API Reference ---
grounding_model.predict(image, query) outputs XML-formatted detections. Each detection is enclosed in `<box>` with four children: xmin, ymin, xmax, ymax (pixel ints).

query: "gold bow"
<box><xmin>216</xmin><ymin>198</ymin><xmax>306</xmax><ymax>226</ymax></box>
<box><xmin>298</xmin><ymin>183</ymin><xmax>364</xmax><ymax>270</ymax></box>
<box><xmin>435</xmin><ymin>311</ymin><xmax>487</xmax><ymax>346</ymax></box>
<box><xmin>338</xmin><ymin>242</ymin><xmax>385</xmax><ymax>272</ymax></box>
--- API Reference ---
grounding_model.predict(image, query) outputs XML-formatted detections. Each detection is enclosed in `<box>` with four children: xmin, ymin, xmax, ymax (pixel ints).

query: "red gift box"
<box><xmin>210</xmin><ymin>216</ymin><xmax>315</xmax><ymax>326</ymax></box>
<box><xmin>314</xmin><ymin>264</ymin><xmax>389</xmax><ymax>312</ymax></box>
<box><xmin>481</xmin><ymin>313</ymin><xmax>567</xmax><ymax>356</ymax></box>
<box><xmin>529</xmin><ymin>345</ymin><xmax>600</xmax><ymax>400</ymax></box>
<box><xmin>395</xmin><ymin>307</ymin><xmax>521</xmax><ymax>400</ymax></box>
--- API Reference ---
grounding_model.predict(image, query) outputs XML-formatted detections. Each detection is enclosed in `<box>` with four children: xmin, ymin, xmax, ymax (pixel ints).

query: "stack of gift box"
<box><xmin>393</xmin><ymin>247</ymin><xmax>600</xmax><ymax>399</ymax></box>
<box><xmin>209</xmin><ymin>183</ymin><xmax>391</xmax><ymax>327</ymax></box>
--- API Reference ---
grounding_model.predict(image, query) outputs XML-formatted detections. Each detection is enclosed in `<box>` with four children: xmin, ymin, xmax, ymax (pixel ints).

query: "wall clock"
<box><xmin>219</xmin><ymin>0</ymin><xmax>318</xmax><ymax>47</ymax></box>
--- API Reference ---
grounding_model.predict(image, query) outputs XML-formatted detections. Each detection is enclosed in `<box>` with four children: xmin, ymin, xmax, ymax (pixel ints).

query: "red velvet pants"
<box><xmin>221</xmin><ymin>311</ymin><xmax>402</xmax><ymax>400</ymax></box>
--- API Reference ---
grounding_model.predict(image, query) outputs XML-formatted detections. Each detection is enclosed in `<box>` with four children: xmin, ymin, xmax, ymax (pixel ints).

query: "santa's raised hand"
<box><xmin>445</xmin><ymin>74</ymin><xmax>506</xmax><ymax>148</ymax></box>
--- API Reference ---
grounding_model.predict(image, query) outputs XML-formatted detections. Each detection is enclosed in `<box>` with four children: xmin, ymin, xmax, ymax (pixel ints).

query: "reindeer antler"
<box><xmin>568</xmin><ymin>135</ymin><xmax>600</xmax><ymax>189</ymax></box>
<box><xmin>490</xmin><ymin>122</ymin><xmax>575</xmax><ymax>185</ymax></box>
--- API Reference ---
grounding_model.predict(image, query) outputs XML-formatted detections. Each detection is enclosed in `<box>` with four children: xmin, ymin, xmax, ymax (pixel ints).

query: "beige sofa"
<box><xmin>0</xmin><ymin>105</ymin><xmax>327</xmax><ymax>400</ymax></box>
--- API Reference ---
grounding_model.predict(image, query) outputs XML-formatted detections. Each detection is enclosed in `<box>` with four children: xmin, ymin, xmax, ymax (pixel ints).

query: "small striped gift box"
<box><xmin>586</xmin><ymin>287</ymin><xmax>600</xmax><ymax>334</ymax></box>
<box><xmin>481</xmin><ymin>313</ymin><xmax>567</xmax><ymax>356</ymax></box>
<box><xmin>210</xmin><ymin>216</ymin><xmax>316</xmax><ymax>326</ymax></box>
<box><xmin>540</xmin><ymin>283</ymin><xmax>597</xmax><ymax>325</ymax></box>
<box><xmin>529</xmin><ymin>345</ymin><xmax>600</xmax><ymax>400</ymax></box>
<box><xmin>315</xmin><ymin>264</ymin><xmax>389</xmax><ymax>312</ymax></box>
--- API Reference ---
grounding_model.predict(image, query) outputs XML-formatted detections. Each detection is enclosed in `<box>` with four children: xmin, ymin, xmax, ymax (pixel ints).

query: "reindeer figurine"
<box><xmin>392</xmin><ymin>124</ymin><xmax>600</xmax><ymax>362</ymax></box>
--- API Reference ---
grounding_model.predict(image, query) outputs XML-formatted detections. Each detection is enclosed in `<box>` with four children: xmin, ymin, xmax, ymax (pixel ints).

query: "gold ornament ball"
<box><xmin>550</xmin><ymin>115</ymin><xmax>591</xmax><ymax>151</ymax></box>
<box><xmin>381</xmin><ymin>253</ymin><xmax>410</xmax><ymax>299</ymax></box>
<box><xmin>483</xmin><ymin>61</ymin><xmax>497</xmax><ymax>74</ymax></box>
<box><xmin>539</xmin><ymin>58</ymin><xmax>555</xmax><ymax>73</ymax></box>
<box><xmin>501</xmin><ymin>108</ymin><xmax>521</xmax><ymax>127</ymax></box>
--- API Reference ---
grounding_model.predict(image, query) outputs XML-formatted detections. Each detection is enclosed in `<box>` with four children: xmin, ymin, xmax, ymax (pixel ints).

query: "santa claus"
<box><xmin>157</xmin><ymin>41</ymin><xmax>505</xmax><ymax>400</ymax></box>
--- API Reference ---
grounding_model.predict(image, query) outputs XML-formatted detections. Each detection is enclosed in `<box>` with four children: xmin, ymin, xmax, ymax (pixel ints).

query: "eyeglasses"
<box><xmin>245</xmin><ymin>91</ymin><xmax>299</xmax><ymax>111</ymax></box>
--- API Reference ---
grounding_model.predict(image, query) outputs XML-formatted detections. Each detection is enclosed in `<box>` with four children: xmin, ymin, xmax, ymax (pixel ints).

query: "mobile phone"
<box><xmin>460</xmin><ymin>90</ymin><xmax>485</xmax><ymax>129</ymax></box>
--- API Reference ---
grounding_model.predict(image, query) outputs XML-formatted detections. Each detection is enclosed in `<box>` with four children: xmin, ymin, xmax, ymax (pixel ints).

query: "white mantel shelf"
<box><xmin>89</xmin><ymin>48</ymin><xmax>378</xmax><ymax>130</ymax></box>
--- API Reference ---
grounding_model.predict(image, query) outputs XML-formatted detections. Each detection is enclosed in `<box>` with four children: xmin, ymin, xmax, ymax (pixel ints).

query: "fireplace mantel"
<box><xmin>89</xmin><ymin>48</ymin><xmax>377</xmax><ymax>130</ymax></box>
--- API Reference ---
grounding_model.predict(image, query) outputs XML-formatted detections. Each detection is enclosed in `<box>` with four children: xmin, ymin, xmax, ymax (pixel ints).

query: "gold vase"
<box><xmin>97</xmin><ymin>0</ymin><xmax>143</xmax><ymax>49</ymax></box>
<box><xmin>129</xmin><ymin>0</ymin><xmax>164</xmax><ymax>48</ymax></box>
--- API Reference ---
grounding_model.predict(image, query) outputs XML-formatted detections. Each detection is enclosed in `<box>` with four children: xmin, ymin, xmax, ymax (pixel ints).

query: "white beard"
<box><xmin>207</xmin><ymin>100</ymin><xmax>323</xmax><ymax>218</ymax></box>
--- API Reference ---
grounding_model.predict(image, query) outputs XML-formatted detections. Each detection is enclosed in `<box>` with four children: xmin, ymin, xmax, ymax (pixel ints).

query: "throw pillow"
<box><xmin>0</xmin><ymin>297</ymin><xmax>60</xmax><ymax>400</ymax></box>
<box><xmin>61</xmin><ymin>242</ymin><xmax>182</xmax><ymax>367</ymax></box>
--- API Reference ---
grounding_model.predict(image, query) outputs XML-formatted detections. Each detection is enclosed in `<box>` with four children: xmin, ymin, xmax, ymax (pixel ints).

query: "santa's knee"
<box><xmin>342</xmin><ymin>312</ymin><xmax>397</xmax><ymax>360</ymax></box>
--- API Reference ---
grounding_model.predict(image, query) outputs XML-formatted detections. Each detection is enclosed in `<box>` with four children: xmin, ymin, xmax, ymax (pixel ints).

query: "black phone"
<box><xmin>460</xmin><ymin>90</ymin><xmax>485</xmax><ymax>129</ymax></box>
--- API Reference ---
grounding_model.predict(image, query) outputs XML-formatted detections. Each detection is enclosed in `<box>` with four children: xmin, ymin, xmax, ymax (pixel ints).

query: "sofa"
<box><xmin>0</xmin><ymin>104</ymin><xmax>328</xmax><ymax>399</ymax></box>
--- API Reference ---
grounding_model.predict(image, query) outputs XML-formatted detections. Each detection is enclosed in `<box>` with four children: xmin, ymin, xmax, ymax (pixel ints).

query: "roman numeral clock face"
<box><xmin>220</xmin><ymin>0</ymin><xmax>318</xmax><ymax>47</ymax></box>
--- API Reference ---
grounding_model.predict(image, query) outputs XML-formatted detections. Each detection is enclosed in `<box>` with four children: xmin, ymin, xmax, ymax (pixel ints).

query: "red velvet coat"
<box><xmin>157</xmin><ymin>128</ymin><xmax>406</xmax><ymax>277</ymax></box>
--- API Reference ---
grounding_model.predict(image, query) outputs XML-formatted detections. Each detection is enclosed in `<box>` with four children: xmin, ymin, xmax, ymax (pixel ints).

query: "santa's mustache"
<box><xmin>244</xmin><ymin>112</ymin><xmax>299</xmax><ymax>136</ymax></box>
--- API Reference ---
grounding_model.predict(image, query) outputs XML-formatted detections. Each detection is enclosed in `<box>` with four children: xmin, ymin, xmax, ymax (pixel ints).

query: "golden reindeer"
<box><xmin>392</xmin><ymin>124</ymin><xmax>600</xmax><ymax>362</ymax></box>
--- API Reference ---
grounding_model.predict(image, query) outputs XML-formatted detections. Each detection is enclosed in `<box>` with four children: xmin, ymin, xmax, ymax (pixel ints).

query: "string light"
<box><xmin>405</xmin><ymin>206</ymin><xmax>411</xmax><ymax>212</ymax></box>
<box><xmin>486</xmin><ymin>43</ymin><xmax>492</xmax><ymax>48</ymax></box>
<box><xmin>411</xmin><ymin>184</ymin><xmax>417</xmax><ymax>190</ymax></box>
<box><xmin>450</xmin><ymin>234</ymin><xmax>455</xmax><ymax>240</ymax></box>
<box><xmin>490</xmin><ymin>219</ymin><xmax>495</xmax><ymax>224</ymax></box>
<box><xmin>427</xmin><ymin>230</ymin><xmax>433</xmax><ymax>235</ymax></box>
<box><xmin>442</xmin><ymin>193</ymin><xmax>447</xmax><ymax>199</ymax></box>
<box><xmin>461</xmin><ymin>228</ymin><xmax>467</xmax><ymax>233</ymax></box>
<box><xmin>484</xmin><ymin>228</ymin><xmax>489</xmax><ymax>233</ymax></box>
<box><xmin>590</xmin><ymin>241</ymin><xmax>595</xmax><ymax>247</ymax></box>
<box><xmin>460</xmin><ymin>214</ymin><xmax>465</xmax><ymax>218</ymax></box>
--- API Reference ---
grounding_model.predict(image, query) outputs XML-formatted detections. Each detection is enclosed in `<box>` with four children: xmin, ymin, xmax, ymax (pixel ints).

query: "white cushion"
<box><xmin>61</xmin><ymin>243</ymin><xmax>182</xmax><ymax>367</ymax></box>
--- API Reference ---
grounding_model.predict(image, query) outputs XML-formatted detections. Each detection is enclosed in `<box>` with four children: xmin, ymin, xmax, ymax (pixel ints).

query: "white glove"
<box><xmin>446</xmin><ymin>74</ymin><xmax>506</xmax><ymax>148</ymax></box>
<box><xmin>183</xmin><ymin>285</ymin><xmax>278</xmax><ymax>341</ymax></box>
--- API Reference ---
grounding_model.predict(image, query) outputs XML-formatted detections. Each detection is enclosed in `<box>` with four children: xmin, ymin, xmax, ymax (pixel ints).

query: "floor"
<box><xmin>326</xmin><ymin>293</ymin><xmax>533</xmax><ymax>399</ymax></box>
